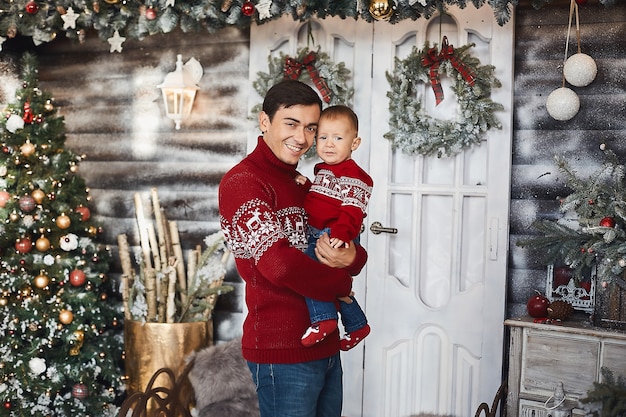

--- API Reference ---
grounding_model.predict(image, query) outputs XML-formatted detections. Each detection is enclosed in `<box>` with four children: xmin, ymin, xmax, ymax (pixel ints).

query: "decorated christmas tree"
<box><xmin>517</xmin><ymin>147</ymin><xmax>626</xmax><ymax>288</ymax></box>
<box><xmin>0</xmin><ymin>54</ymin><xmax>124</xmax><ymax>416</ymax></box>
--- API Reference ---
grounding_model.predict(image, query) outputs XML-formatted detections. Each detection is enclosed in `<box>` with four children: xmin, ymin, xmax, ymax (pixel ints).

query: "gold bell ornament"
<box><xmin>369</xmin><ymin>0</ymin><xmax>394</xmax><ymax>21</ymax></box>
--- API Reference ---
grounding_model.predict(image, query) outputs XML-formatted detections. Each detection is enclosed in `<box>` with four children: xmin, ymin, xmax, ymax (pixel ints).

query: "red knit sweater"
<box><xmin>218</xmin><ymin>137</ymin><xmax>367</xmax><ymax>364</ymax></box>
<box><xmin>304</xmin><ymin>159</ymin><xmax>373</xmax><ymax>243</ymax></box>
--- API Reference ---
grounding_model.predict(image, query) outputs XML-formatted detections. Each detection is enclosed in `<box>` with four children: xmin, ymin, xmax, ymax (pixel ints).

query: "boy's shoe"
<box><xmin>301</xmin><ymin>319</ymin><xmax>338</xmax><ymax>347</ymax></box>
<box><xmin>340</xmin><ymin>324</ymin><xmax>371</xmax><ymax>351</ymax></box>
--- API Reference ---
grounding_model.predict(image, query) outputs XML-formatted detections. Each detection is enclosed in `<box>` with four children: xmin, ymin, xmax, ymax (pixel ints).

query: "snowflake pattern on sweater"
<box><xmin>310</xmin><ymin>168</ymin><xmax>371</xmax><ymax>213</ymax></box>
<box><xmin>221</xmin><ymin>198</ymin><xmax>308</xmax><ymax>263</ymax></box>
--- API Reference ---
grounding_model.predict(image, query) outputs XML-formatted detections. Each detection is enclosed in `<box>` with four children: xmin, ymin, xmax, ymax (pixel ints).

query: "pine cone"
<box><xmin>547</xmin><ymin>300</ymin><xmax>574</xmax><ymax>320</ymax></box>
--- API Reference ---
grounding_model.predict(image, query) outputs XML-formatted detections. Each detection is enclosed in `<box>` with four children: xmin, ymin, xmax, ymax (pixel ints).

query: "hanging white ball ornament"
<box><xmin>563</xmin><ymin>53</ymin><xmax>597</xmax><ymax>87</ymax></box>
<box><xmin>6</xmin><ymin>114</ymin><xmax>25</xmax><ymax>133</ymax></box>
<box><xmin>546</xmin><ymin>87</ymin><xmax>580</xmax><ymax>121</ymax></box>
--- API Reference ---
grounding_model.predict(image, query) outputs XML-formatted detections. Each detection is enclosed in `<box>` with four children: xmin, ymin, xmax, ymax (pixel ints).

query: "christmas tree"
<box><xmin>0</xmin><ymin>54</ymin><xmax>124</xmax><ymax>416</ymax></box>
<box><xmin>517</xmin><ymin>148</ymin><xmax>626</xmax><ymax>286</ymax></box>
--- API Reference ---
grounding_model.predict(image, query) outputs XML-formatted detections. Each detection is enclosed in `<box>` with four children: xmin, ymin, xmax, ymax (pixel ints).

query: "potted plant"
<box><xmin>118</xmin><ymin>188</ymin><xmax>233</xmax><ymax>395</ymax></box>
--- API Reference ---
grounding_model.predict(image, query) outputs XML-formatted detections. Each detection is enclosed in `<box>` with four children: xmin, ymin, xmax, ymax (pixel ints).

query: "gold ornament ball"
<box><xmin>34</xmin><ymin>273</ymin><xmax>49</xmax><ymax>289</ymax></box>
<box><xmin>35</xmin><ymin>236</ymin><xmax>51</xmax><ymax>251</ymax></box>
<box><xmin>0</xmin><ymin>298</ymin><xmax>7</xmax><ymax>307</ymax></box>
<box><xmin>44</xmin><ymin>101</ymin><xmax>54</xmax><ymax>112</ymax></box>
<box><xmin>59</xmin><ymin>309</ymin><xmax>74</xmax><ymax>325</ymax></box>
<box><xmin>32</xmin><ymin>189</ymin><xmax>45</xmax><ymax>204</ymax></box>
<box><xmin>56</xmin><ymin>214</ymin><xmax>71</xmax><ymax>229</ymax></box>
<box><xmin>369</xmin><ymin>0</ymin><xmax>394</xmax><ymax>20</ymax></box>
<box><xmin>9</xmin><ymin>212</ymin><xmax>19</xmax><ymax>222</ymax></box>
<box><xmin>20</xmin><ymin>141</ymin><xmax>35</xmax><ymax>157</ymax></box>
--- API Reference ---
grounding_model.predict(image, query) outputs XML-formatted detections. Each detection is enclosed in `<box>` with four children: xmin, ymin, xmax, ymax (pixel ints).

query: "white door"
<box><xmin>249</xmin><ymin>7</ymin><xmax>514</xmax><ymax>416</ymax></box>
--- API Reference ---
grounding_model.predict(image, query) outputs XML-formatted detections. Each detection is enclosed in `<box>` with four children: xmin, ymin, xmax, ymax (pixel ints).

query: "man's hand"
<box><xmin>315</xmin><ymin>233</ymin><xmax>356</xmax><ymax>268</ymax></box>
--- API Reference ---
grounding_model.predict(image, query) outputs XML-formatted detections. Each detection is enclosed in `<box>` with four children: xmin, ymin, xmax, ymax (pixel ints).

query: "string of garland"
<box><xmin>3</xmin><ymin>0</ymin><xmax>616</xmax><ymax>51</ymax></box>
<box><xmin>384</xmin><ymin>40</ymin><xmax>504</xmax><ymax>158</ymax></box>
<box><xmin>252</xmin><ymin>46</ymin><xmax>353</xmax><ymax>158</ymax></box>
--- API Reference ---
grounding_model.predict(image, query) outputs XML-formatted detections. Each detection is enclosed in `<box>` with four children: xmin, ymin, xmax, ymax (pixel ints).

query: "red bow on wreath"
<box><xmin>284</xmin><ymin>52</ymin><xmax>332</xmax><ymax>103</ymax></box>
<box><xmin>421</xmin><ymin>36</ymin><xmax>476</xmax><ymax>106</ymax></box>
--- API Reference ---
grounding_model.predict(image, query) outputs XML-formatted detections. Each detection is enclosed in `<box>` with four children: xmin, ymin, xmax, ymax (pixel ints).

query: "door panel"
<box><xmin>364</xmin><ymin>5</ymin><xmax>513</xmax><ymax>417</ymax></box>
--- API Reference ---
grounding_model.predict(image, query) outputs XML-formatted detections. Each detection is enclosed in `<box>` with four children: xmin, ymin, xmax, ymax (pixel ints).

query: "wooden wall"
<box><xmin>1</xmin><ymin>27</ymin><xmax>251</xmax><ymax>343</ymax></box>
<box><xmin>508</xmin><ymin>1</ymin><xmax>626</xmax><ymax>317</ymax></box>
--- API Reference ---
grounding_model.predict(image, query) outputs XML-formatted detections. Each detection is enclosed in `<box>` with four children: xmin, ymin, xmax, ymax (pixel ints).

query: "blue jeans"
<box><xmin>304</xmin><ymin>227</ymin><xmax>368</xmax><ymax>334</ymax></box>
<box><xmin>247</xmin><ymin>353</ymin><xmax>343</xmax><ymax>417</ymax></box>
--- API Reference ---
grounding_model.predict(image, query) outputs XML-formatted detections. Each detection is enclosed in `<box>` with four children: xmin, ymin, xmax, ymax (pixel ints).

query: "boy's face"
<box><xmin>259</xmin><ymin>104</ymin><xmax>320</xmax><ymax>165</ymax></box>
<box><xmin>315</xmin><ymin>116</ymin><xmax>361</xmax><ymax>165</ymax></box>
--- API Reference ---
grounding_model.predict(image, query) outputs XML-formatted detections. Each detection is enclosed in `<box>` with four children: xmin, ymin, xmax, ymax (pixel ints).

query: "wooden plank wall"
<box><xmin>1</xmin><ymin>27</ymin><xmax>251</xmax><ymax>343</ymax></box>
<box><xmin>509</xmin><ymin>1</ymin><xmax>626</xmax><ymax>318</ymax></box>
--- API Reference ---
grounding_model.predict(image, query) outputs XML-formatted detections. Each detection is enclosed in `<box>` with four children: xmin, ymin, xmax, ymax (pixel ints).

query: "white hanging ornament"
<box><xmin>563</xmin><ymin>53</ymin><xmax>597</xmax><ymax>87</ymax></box>
<box><xmin>546</xmin><ymin>87</ymin><xmax>580</xmax><ymax>121</ymax></box>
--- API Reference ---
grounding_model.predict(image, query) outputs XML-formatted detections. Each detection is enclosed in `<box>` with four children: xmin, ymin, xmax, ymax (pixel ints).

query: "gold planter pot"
<box><xmin>124</xmin><ymin>320</ymin><xmax>212</xmax><ymax>393</ymax></box>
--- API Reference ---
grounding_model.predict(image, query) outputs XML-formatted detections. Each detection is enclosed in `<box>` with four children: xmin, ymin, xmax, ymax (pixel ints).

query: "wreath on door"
<box><xmin>252</xmin><ymin>46</ymin><xmax>353</xmax><ymax>115</ymax></box>
<box><xmin>251</xmin><ymin>46</ymin><xmax>353</xmax><ymax>158</ymax></box>
<box><xmin>385</xmin><ymin>37</ymin><xmax>504</xmax><ymax>158</ymax></box>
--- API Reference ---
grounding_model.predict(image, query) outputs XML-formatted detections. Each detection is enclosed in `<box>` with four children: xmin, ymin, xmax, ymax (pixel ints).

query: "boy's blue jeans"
<box><xmin>304</xmin><ymin>227</ymin><xmax>367</xmax><ymax>334</ymax></box>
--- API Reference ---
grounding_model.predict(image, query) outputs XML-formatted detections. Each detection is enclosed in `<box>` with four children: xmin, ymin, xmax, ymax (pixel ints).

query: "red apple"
<box><xmin>527</xmin><ymin>292</ymin><xmax>550</xmax><ymax>318</ymax></box>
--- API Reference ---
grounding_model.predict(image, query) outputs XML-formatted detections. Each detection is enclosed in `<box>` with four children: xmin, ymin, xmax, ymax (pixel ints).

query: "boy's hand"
<box><xmin>294</xmin><ymin>173</ymin><xmax>308</xmax><ymax>185</ymax></box>
<box><xmin>329</xmin><ymin>237</ymin><xmax>349</xmax><ymax>249</ymax></box>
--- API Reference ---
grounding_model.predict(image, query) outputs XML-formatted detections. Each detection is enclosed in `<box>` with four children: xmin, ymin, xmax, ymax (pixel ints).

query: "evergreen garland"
<box><xmin>384</xmin><ymin>41</ymin><xmax>503</xmax><ymax>158</ymax></box>
<box><xmin>0</xmin><ymin>0</ymin><xmax>616</xmax><ymax>50</ymax></box>
<box><xmin>517</xmin><ymin>149</ymin><xmax>626</xmax><ymax>286</ymax></box>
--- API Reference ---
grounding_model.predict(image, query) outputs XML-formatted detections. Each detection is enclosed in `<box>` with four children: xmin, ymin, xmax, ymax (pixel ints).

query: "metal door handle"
<box><xmin>369</xmin><ymin>221</ymin><xmax>398</xmax><ymax>235</ymax></box>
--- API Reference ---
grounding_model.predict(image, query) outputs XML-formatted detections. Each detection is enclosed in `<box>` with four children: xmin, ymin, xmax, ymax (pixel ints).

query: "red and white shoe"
<box><xmin>301</xmin><ymin>319</ymin><xmax>338</xmax><ymax>347</ymax></box>
<box><xmin>340</xmin><ymin>324</ymin><xmax>371</xmax><ymax>351</ymax></box>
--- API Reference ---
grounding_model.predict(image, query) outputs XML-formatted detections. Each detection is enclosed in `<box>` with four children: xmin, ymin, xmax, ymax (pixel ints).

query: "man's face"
<box><xmin>259</xmin><ymin>104</ymin><xmax>321</xmax><ymax>165</ymax></box>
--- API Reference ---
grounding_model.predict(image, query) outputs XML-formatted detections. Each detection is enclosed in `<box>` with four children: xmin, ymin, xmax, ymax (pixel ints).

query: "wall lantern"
<box><xmin>157</xmin><ymin>54</ymin><xmax>203</xmax><ymax>130</ymax></box>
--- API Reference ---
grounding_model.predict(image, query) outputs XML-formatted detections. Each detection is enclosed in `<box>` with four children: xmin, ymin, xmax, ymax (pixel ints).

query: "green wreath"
<box><xmin>385</xmin><ymin>40</ymin><xmax>504</xmax><ymax>158</ymax></box>
<box><xmin>252</xmin><ymin>46</ymin><xmax>353</xmax><ymax>111</ymax></box>
<box><xmin>252</xmin><ymin>46</ymin><xmax>353</xmax><ymax>158</ymax></box>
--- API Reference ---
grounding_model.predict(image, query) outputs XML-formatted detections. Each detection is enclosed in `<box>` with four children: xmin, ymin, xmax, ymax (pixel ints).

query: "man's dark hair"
<box><xmin>262</xmin><ymin>80</ymin><xmax>323</xmax><ymax>121</ymax></box>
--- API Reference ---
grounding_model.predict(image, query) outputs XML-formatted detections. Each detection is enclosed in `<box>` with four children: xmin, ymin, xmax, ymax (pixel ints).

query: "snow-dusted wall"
<box><xmin>2</xmin><ymin>28</ymin><xmax>251</xmax><ymax>343</ymax></box>
<box><xmin>508</xmin><ymin>2</ymin><xmax>626</xmax><ymax>318</ymax></box>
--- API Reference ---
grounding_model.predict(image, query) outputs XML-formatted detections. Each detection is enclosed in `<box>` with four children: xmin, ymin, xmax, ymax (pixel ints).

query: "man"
<box><xmin>218</xmin><ymin>79</ymin><xmax>368</xmax><ymax>417</ymax></box>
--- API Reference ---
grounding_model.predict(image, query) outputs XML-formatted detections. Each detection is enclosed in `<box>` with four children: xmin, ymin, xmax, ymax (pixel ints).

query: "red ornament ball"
<box><xmin>19</xmin><ymin>195</ymin><xmax>36</xmax><ymax>212</ymax></box>
<box><xmin>15</xmin><ymin>237</ymin><xmax>33</xmax><ymax>254</ymax></box>
<box><xmin>25</xmin><ymin>0</ymin><xmax>39</xmax><ymax>14</ymax></box>
<box><xmin>241</xmin><ymin>1</ymin><xmax>255</xmax><ymax>16</ymax></box>
<box><xmin>72</xmin><ymin>383</ymin><xmax>89</xmax><ymax>399</ymax></box>
<box><xmin>526</xmin><ymin>292</ymin><xmax>550</xmax><ymax>318</ymax></box>
<box><xmin>69</xmin><ymin>269</ymin><xmax>86</xmax><ymax>287</ymax></box>
<box><xmin>600</xmin><ymin>216</ymin><xmax>616</xmax><ymax>228</ymax></box>
<box><xmin>145</xmin><ymin>7</ymin><xmax>157</xmax><ymax>20</ymax></box>
<box><xmin>3</xmin><ymin>401</ymin><xmax>10</xmax><ymax>410</ymax></box>
<box><xmin>0</xmin><ymin>190</ymin><xmax>10</xmax><ymax>207</ymax></box>
<box><xmin>575</xmin><ymin>0</ymin><xmax>587</xmax><ymax>4</ymax></box>
<box><xmin>75</xmin><ymin>205</ymin><xmax>91</xmax><ymax>221</ymax></box>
